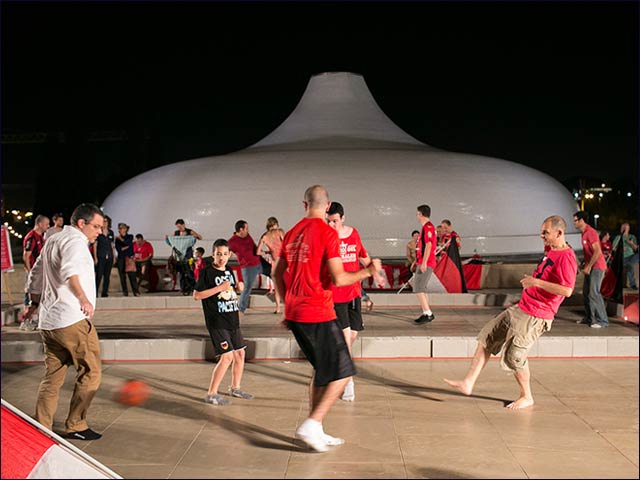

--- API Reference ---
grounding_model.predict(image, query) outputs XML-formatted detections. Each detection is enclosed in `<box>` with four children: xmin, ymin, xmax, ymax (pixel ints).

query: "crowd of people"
<box><xmin>16</xmin><ymin>192</ymin><xmax>638</xmax><ymax>451</ymax></box>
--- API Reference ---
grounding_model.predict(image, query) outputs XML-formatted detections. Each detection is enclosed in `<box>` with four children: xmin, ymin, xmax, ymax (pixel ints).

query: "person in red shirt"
<box><xmin>192</xmin><ymin>247</ymin><xmax>206</xmax><ymax>281</ymax></box>
<box><xmin>227</xmin><ymin>220</ymin><xmax>262</xmax><ymax>314</ymax></box>
<box><xmin>440</xmin><ymin>219</ymin><xmax>462</xmax><ymax>252</ymax></box>
<box><xmin>573</xmin><ymin>211</ymin><xmax>609</xmax><ymax>328</ymax></box>
<box><xmin>326</xmin><ymin>202</ymin><xmax>384</xmax><ymax>403</ymax></box>
<box><xmin>21</xmin><ymin>214</ymin><xmax>50</xmax><ymax>329</ymax></box>
<box><xmin>23</xmin><ymin>215</ymin><xmax>50</xmax><ymax>273</ymax></box>
<box><xmin>444</xmin><ymin>215</ymin><xmax>577</xmax><ymax>410</ymax></box>
<box><xmin>134</xmin><ymin>234</ymin><xmax>154</xmax><ymax>289</ymax></box>
<box><xmin>600</xmin><ymin>231</ymin><xmax>612</xmax><ymax>264</ymax></box>
<box><xmin>413</xmin><ymin>205</ymin><xmax>437</xmax><ymax>325</ymax></box>
<box><xmin>273</xmin><ymin>185</ymin><xmax>381</xmax><ymax>453</ymax></box>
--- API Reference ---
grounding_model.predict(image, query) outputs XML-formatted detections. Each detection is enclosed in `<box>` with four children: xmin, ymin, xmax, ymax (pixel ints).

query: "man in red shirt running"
<box><xmin>273</xmin><ymin>185</ymin><xmax>381</xmax><ymax>452</ymax></box>
<box><xmin>444</xmin><ymin>215</ymin><xmax>577</xmax><ymax>410</ymax></box>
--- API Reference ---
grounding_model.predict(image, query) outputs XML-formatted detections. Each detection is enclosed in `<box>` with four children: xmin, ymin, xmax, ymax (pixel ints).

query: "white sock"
<box><xmin>298</xmin><ymin>417</ymin><xmax>322</xmax><ymax>434</ymax></box>
<box><xmin>423</xmin><ymin>310</ymin><xmax>432</xmax><ymax>316</ymax></box>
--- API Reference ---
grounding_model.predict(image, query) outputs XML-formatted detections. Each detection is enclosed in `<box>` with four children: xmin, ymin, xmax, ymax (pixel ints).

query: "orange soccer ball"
<box><xmin>116</xmin><ymin>379</ymin><xmax>150</xmax><ymax>406</ymax></box>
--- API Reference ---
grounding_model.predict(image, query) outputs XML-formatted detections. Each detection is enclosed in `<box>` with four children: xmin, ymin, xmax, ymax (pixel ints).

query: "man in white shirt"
<box><xmin>43</xmin><ymin>212</ymin><xmax>64</xmax><ymax>241</ymax></box>
<box><xmin>25</xmin><ymin>203</ymin><xmax>105</xmax><ymax>441</ymax></box>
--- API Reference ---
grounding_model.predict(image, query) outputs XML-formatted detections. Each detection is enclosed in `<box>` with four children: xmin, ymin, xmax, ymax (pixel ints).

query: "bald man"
<box><xmin>444</xmin><ymin>216</ymin><xmax>577</xmax><ymax>410</ymax></box>
<box><xmin>273</xmin><ymin>185</ymin><xmax>381</xmax><ymax>452</ymax></box>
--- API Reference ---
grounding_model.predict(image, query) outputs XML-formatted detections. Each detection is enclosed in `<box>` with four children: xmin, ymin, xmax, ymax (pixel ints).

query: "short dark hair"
<box><xmin>196</xmin><ymin>246</ymin><xmax>205</xmax><ymax>254</ymax></box>
<box><xmin>327</xmin><ymin>201</ymin><xmax>344</xmax><ymax>217</ymax></box>
<box><xmin>135</xmin><ymin>234</ymin><xmax>144</xmax><ymax>240</ymax></box>
<box><xmin>412</xmin><ymin>230</ymin><xmax>420</xmax><ymax>236</ymax></box>
<box><xmin>234</xmin><ymin>220</ymin><xmax>247</xmax><ymax>233</ymax></box>
<box><xmin>52</xmin><ymin>213</ymin><xmax>63</xmax><ymax>221</ymax></box>
<box><xmin>213</xmin><ymin>238</ymin><xmax>229</xmax><ymax>249</ymax></box>
<box><xmin>70</xmin><ymin>203</ymin><xmax>103</xmax><ymax>226</ymax></box>
<box><xmin>574</xmin><ymin>211</ymin><xmax>589</xmax><ymax>222</ymax></box>
<box><xmin>417</xmin><ymin>205</ymin><xmax>431</xmax><ymax>218</ymax></box>
<box><xmin>175</xmin><ymin>219</ymin><xmax>185</xmax><ymax>225</ymax></box>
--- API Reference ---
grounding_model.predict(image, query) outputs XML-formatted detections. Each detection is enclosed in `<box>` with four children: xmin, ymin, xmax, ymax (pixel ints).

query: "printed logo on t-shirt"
<box><xmin>339</xmin><ymin>241</ymin><xmax>357</xmax><ymax>264</ymax></box>
<box><xmin>215</xmin><ymin>271</ymin><xmax>239</xmax><ymax>313</ymax></box>
<box><xmin>286</xmin><ymin>233</ymin><xmax>310</xmax><ymax>263</ymax></box>
<box><xmin>220</xmin><ymin>341</ymin><xmax>229</xmax><ymax>350</ymax></box>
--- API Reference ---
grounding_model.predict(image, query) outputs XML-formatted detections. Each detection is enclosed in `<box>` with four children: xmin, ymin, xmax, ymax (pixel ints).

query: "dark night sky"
<box><xmin>1</xmin><ymin>1</ymin><xmax>638</xmax><ymax>214</ymax></box>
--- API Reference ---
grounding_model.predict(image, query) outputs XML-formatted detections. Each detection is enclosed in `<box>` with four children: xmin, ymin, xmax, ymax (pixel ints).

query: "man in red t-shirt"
<box><xmin>445</xmin><ymin>215</ymin><xmax>577</xmax><ymax>410</ymax></box>
<box><xmin>440</xmin><ymin>219</ymin><xmax>461</xmax><ymax>252</ymax></box>
<box><xmin>273</xmin><ymin>185</ymin><xmax>381</xmax><ymax>453</ymax></box>
<box><xmin>573</xmin><ymin>211</ymin><xmax>609</xmax><ymax>328</ymax></box>
<box><xmin>134</xmin><ymin>233</ymin><xmax>154</xmax><ymax>289</ymax></box>
<box><xmin>326</xmin><ymin>201</ymin><xmax>384</xmax><ymax>403</ymax></box>
<box><xmin>21</xmin><ymin>215</ymin><xmax>50</xmax><ymax>329</ymax></box>
<box><xmin>23</xmin><ymin>215</ymin><xmax>50</xmax><ymax>273</ymax></box>
<box><xmin>413</xmin><ymin>205</ymin><xmax>437</xmax><ymax>324</ymax></box>
<box><xmin>228</xmin><ymin>221</ymin><xmax>262</xmax><ymax>314</ymax></box>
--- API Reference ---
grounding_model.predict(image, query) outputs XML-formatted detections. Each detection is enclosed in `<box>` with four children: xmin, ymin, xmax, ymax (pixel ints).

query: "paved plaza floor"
<box><xmin>2</xmin><ymin>357</ymin><xmax>638</xmax><ymax>479</ymax></box>
<box><xmin>2</xmin><ymin>290</ymin><xmax>638</xmax><ymax>478</ymax></box>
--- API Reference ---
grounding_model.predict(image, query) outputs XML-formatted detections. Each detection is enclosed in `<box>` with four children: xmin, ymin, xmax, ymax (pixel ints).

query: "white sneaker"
<box><xmin>322</xmin><ymin>432</ymin><xmax>345</xmax><ymax>446</ymax></box>
<box><xmin>295</xmin><ymin>418</ymin><xmax>328</xmax><ymax>452</ymax></box>
<box><xmin>341</xmin><ymin>380</ymin><xmax>355</xmax><ymax>402</ymax></box>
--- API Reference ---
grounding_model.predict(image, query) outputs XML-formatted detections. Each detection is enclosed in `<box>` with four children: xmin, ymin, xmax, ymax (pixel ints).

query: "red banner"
<box><xmin>1</xmin><ymin>226</ymin><xmax>14</xmax><ymax>272</ymax></box>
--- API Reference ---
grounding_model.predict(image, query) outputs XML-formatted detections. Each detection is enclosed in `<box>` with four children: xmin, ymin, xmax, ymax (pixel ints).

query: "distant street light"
<box><xmin>594</xmin><ymin>214</ymin><xmax>600</xmax><ymax>229</ymax></box>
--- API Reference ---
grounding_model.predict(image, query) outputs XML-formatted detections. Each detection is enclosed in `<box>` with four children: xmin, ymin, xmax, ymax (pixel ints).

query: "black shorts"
<box><xmin>285</xmin><ymin>319</ymin><xmax>356</xmax><ymax>387</ymax></box>
<box><xmin>334</xmin><ymin>298</ymin><xmax>364</xmax><ymax>331</ymax></box>
<box><xmin>207</xmin><ymin>327</ymin><xmax>247</xmax><ymax>357</ymax></box>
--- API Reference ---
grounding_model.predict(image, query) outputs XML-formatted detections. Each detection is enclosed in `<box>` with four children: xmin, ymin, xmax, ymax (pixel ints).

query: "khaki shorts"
<box><xmin>477</xmin><ymin>305</ymin><xmax>552</xmax><ymax>372</ymax></box>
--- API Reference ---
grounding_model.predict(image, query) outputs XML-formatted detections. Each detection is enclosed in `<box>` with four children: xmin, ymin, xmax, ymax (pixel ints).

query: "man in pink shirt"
<box><xmin>573</xmin><ymin>211</ymin><xmax>609</xmax><ymax>328</ymax></box>
<box><xmin>444</xmin><ymin>215</ymin><xmax>577</xmax><ymax>410</ymax></box>
<box><xmin>228</xmin><ymin>220</ymin><xmax>262</xmax><ymax>314</ymax></box>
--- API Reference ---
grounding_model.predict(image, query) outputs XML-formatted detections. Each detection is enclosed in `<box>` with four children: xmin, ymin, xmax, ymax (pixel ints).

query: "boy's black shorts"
<box><xmin>285</xmin><ymin>319</ymin><xmax>356</xmax><ymax>387</ymax></box>
<box><xmin>207</xmin><ymin>327</ymin><xmax>246</xmax><ymax>357</ymax></box>
<box><xmin>334</xmin><ymin>297</ymin><xmax>364</xmax><ymax>331</ymax></box>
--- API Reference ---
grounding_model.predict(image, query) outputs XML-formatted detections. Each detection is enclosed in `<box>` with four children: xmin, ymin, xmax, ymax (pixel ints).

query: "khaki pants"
<box><xmin>36</xmin><ymin>319</ymin><xmax>102</xmax><ymax>432</ymax></box>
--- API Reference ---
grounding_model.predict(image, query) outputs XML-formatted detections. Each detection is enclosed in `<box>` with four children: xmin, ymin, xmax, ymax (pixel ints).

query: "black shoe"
<box><xmin>65</xmin><ymin>428</ymin><xmax>102</xmax><ymax>441</ymax></box>
<box><xmin>101</xmin><ymin>293</ymin><xmax>109</xmax><ymax>298</ymax></box>
<box><xmin>133</xmin><ymin>292</ymin><xmax>140</xmax><ymax>297</ymax></box>
<box><xmin>414</xmin><ymin>313</ymin><xmax>434</xmax><ymax>325</ymax></box>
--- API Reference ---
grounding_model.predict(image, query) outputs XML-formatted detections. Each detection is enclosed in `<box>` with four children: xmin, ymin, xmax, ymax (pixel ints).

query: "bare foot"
<box><xmin>505</xmin><ymin>397</ymin><xmax>534</xmax><ymax>410</ymax></box>
<box><xmin>443</xmin><ymin>378</ymin><xmax>473</xmax><ymax>396</ymax></box>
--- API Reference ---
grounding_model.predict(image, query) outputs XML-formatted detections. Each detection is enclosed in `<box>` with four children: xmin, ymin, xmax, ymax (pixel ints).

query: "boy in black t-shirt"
<box><xmin>194</xmin><ymin>239</ymin><xmax>253</xmax><ymax>405</ymax></box>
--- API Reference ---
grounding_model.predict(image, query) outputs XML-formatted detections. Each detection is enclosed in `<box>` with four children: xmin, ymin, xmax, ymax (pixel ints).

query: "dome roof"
<box><xmin>102</xmin><ymin>72</ymin><xmax>580</xmax><ymax>257</ymax></box>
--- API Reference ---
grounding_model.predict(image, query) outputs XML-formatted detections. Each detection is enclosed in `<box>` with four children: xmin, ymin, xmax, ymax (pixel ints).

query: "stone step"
<box><xmin>2</xmin><ymin>334</ymin><xmax>637</xmax><ymax>364</ymax></box>
<box><xmin>92</xmin><ymin>291</ymin><xmax>586</xmax><ymax>310</ymax></box>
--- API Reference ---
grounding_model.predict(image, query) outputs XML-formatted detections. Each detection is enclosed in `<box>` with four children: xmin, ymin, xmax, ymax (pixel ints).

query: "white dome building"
<box><xmin>102</xmin><ymin>72</ymin><xmax>580</xmax><ymax>258</ymax></box>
